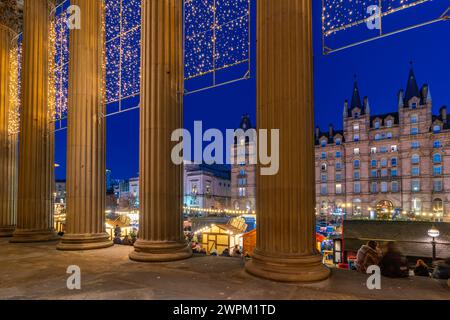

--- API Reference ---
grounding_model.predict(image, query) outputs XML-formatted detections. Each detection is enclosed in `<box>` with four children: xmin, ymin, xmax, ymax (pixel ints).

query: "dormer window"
<box><xmin>386</xmin><ymin>119</ymin><xmax>393</xmax><ymax>128</ymax></box>
<box><xmin>335</xmin><ymin>138</ymin><xmax>342</xmax><ymax>145</ymax></box>
<box><xmin>433</xmin><ymin>125</ymin><xmax>441</xmax><ymax>134</ymax></box>
<box><xmin>411</xmin><ymin>102</ymin><xmax>417</xmax><ymax>109</ymax></box>
<box><xmin>320</xmin><ymin>139</ymin><xmax>327</xmax><ymax>147</ymax></box>
<box><xmin>374</xmin><ymin>121</ymin><xmax>380</xmax><ymax>129</ymax></box>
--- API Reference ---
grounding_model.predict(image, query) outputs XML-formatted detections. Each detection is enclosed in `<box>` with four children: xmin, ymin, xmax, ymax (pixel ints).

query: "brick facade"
<box><xmin>315</xmin><ymin>66</ymin><xmax>449</xmax><ymax>222</ymax></box>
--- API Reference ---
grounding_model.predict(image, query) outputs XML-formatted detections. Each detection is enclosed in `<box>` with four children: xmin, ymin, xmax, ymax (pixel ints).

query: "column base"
<box><xmin>10</xmin><ymin>229</ymin><xmax>59</xmax><ymax>243</ymax></box>
<box><xmin>129</xmin><ymin>240</ymin><xmax>192</xmax><ymax>262</ymax></box>
<box><xmin>245</xmin><ymin>250</ymin><xmax>331</xmax><ymax>283</ymax></box>
<box><xmin>0</xmin><ymin>226</ymin><xmax>15</xmax><ymax>237</ymax></box>
<box><xmin>57</xmin><ymin>233</ymin><xmax>113</xmax><ymax>251</ymax></box>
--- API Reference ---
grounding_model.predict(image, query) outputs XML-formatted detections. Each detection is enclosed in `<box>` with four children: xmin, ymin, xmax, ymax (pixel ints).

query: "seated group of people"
<box><xmin>355</xmin><ymin>240</ymin><xmax>450</xmax><ymax>280</ymax></box>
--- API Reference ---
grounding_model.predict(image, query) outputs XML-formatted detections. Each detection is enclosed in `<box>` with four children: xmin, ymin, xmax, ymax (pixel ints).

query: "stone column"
<box><xmin>11</xmin><ymin>0</ymin><xmax>57</xmax><ymax>243</ymax></box>
<box><xmin>129</xmin><ymin>0</ymin><xmax>191</xmax><ymax>262</ymax></box>
<box><xmin>0</xmin><ymin>24</ymin><xmax>18</xmax><ymax>237</ymax></box>
<box><xmin>57</xmin><ymin>0</ymin><xmax>111</xmax><ymax>250</ymax></box>
<box><xmin>245</xmin><ymin>0</ymin><xmax>330</xmax><ymax>282</ymax></box>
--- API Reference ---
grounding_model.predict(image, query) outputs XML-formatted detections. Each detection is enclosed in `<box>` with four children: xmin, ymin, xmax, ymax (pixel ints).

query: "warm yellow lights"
<box><xmin>8</xmin><ymin>39</ymin><xmax>20</xmax><ymax>136</ymax></box>
<box><xmin>183</xmin><ymin>206</ymin><xmax>256</xmax><ymax>216</ymax></box>
<box><xmin>48</xmin><ymin>17</ymin><xmax>56</xmax><ymax>124</ymax></box>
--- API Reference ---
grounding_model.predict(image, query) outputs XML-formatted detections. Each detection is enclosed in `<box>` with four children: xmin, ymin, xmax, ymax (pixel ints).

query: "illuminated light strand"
<box><xmin>323</xmin><ymin>0</ymin><xmax>431</xmax><ymax>36</ymax></box>
<box><xmin>184</xmin><ymin>0</ymin><xmax>251</xmax><ymax>79</ymax></box>
<box><xmin>8</xmin><ymin>36</ymin><xmax>20</xmax><ymax>136</ymax></box>
<box><xmin>183</xmin><ymin>206</ymin><xmax>256</xmax><ymax>216</ymax></box>
<box><xmin>14</xmin><ymin>0</ymin><xmax>252</xmax><ymax>129</ymax></box>
<box><xmin>48</xmin><ymin>13</ymin><xmax>57</xmax><ymax>124</ymax></box>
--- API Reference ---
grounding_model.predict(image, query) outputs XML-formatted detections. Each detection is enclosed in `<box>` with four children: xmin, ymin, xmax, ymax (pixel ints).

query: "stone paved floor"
<box><xmin>0</xmin><ymin>238</ymin><xmax>449</xmax><ymax>300</ymax></box>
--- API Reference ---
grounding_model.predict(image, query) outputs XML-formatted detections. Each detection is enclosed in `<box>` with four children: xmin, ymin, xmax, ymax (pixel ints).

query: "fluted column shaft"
<box><xmin>57</xmin><ymin>0</ymin><xmax>112</xmax><ymax>250</ymax></box>
<box><xmin>11</xmin><ymin>0</ymin><xmax>57</xmax><ymax>243</ymax></box>
<box><xmin>245</xmin><ymin>0</ymin><xmax>330</xmax><ymax>282</ymax></box>
<box><xmin>129</xmin><ymin>0</ymin><xmax>191</xmax><ymax>262</ymax></box>
<box><xmin>0</xmin><ymin>25</ymin><xmax>18</xmax><ymax>237</ymax></box>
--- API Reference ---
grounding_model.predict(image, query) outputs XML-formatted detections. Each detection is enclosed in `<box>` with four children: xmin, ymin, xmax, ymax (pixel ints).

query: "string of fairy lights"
<box><xmin>184</xmin><ymin>0</ymin><xmax>250</xmax><ymax>80</ymax></box>
<box><xmin>9</xmin><ymin>0</ymin><xmax>442</xmax><ymax>130</ymax></box>
<box><xmin>21</xmin><ymin>0</ymin><xmax>250</xmax><ymax>131</ymax></box>
<box><xmin>7</xmin><ymin>34</ymin><xmax>21</xmax><ymax>136</ymax></box>
<box><xmin>322</xmin><ymin>0</ymin><xmax>432</xmax><ymax>36</ymax></box>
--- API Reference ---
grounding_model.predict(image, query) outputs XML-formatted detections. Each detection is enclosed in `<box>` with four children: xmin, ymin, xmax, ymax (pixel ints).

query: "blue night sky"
<box><xmin>54</xmin><ymin>0</ymin><xmax>450</xmax><ymax>180</ymax></box>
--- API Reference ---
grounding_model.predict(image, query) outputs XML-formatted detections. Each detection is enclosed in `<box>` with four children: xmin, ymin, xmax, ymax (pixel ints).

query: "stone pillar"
<box><xmin>129</xmin><ymin>0</ymin><xmax>191</xmax><ymax>262</ymax></box>
<box><xmin>0</xmin><ymin>24</ymin><xmax>18</xmax><ymax>237</ymax></box>
<box><xmin>245</xmin><ymin>0</ymin><xmax>330</xmax><ymax>282</ymax></box>
<box><xmin>57</xmin><ymin>0</ymin><xmax>111</xmax><ymax>250</ymax></box>
<box><xmin>11</xmin><ymin>0</ymin><xmax>57</xmax><ymax>243</ymax></box>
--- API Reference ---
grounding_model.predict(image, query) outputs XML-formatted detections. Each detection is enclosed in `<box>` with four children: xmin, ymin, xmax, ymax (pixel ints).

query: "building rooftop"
<box><xmin>0</xmin><ymin>238</ymin><xmax>449</xmax><ymax>300</ymax></box>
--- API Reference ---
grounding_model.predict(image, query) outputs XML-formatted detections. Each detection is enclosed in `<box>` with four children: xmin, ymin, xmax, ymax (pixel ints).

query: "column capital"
<box><xmin>0</xmin><ymin>0</ymin><xmax>22</xmax><ymax>34</ymax></box>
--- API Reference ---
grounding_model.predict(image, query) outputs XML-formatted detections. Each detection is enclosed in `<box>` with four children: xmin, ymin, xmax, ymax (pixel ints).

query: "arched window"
<box><xmin>433</xmin><ymin>199</ymin><xmax>444</xmax><ymax>217</ymax></box>
<box><xmin>391</xmin><ymin>181</ymin><xmax>399</xmax><ymax>193</ymax></box>
<box><xmin>352</xmin><ymin>199</ymin><xmax>362</xmax><ymax>215</ymax></box>
<box><xmin>433</xmin><ymin>153</ymin><xmax>442</xmax><ymax>164</ymax></box>
<box><xmin>411</xmin><ymin>154</ymin><xmax>420</xmax><ymax>165</ymax></box>
<box><xmin>433</xmin><ymin>125</ymin><xmax>441</xmax><ymax>133</ymax></box>
<box><xmin>371</xmin><ymin>159</ymin><xmax>377</xmax><ymax>168</ymax></box>
<box><xmin>434</xmin><ymin>140</ymin><xmax>442</xmax><ymax>148</ymax></box>
<box><xmin>412</xmin><ymin>197</ymin><xmax>422</xmax><ymax>214</ymax></box>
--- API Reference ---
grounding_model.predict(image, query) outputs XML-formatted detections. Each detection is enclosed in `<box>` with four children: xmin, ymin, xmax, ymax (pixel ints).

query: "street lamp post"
<box><xmin>427</xmin><ymin>226</ymin><xmax>440</xmax><ymax>263</ymax></box>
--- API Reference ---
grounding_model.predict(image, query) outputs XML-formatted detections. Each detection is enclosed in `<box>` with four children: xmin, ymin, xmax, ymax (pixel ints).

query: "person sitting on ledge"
<box><xmin>414</xmin><ymin>259</ymin><xmax>430</xmax><ymax>277</ymax></box>
<box><xmin>379</xmin><ymin>242</ymin><xmax>409</xmax><ymax>278</ymax></box>
<box><xmin>355</xmin><ymin>240</ymin><xmax>380</xmax><ymax>273</ymax></box>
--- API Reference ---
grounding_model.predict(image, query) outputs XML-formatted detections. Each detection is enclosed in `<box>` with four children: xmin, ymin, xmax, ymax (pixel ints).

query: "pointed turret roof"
<box><xmin>404</xmin><ymin>62</ymin><xmax>420</xmax><ymax>104</ymax></box>
<box><xmin>351</xmin><ymin>77</ymin><xmax>363</xmax><ymax>110</ymax></box>
<box><xmin>238</xmin><ymin>114</ymin><xmax>253</xmax><ymax>130</ymax></box>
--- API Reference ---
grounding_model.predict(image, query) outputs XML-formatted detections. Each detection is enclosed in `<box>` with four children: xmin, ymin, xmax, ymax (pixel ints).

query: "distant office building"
<box><xmin>231</xmin><ymin>114</ymin><xmax>256</xmax><ymax>212</ymax></box>
<box><xmin>54</xmin><ymin>180</ymin><xmax>66</xmax><ymax>204</ymax></box>
<box><xmin>315</xmin><ymin>64</ymin><xmax>449</xmax><ymax>222</ymax></box>
<box><xmin>184</xmin><ymin>162</ymin><xmax>231</xmax><ymax>213</ymax></box>
<box><xmin>106</xmin><ymin>169</ymin><xmax>113</xmax><ymax>192</ymax></box>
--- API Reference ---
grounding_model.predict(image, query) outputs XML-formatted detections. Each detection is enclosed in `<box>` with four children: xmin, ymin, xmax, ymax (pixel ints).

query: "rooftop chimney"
<box><xmin>440</xmin><ymin>106</ymin><xmax>448</xmax><ymax>123</ymax></box>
